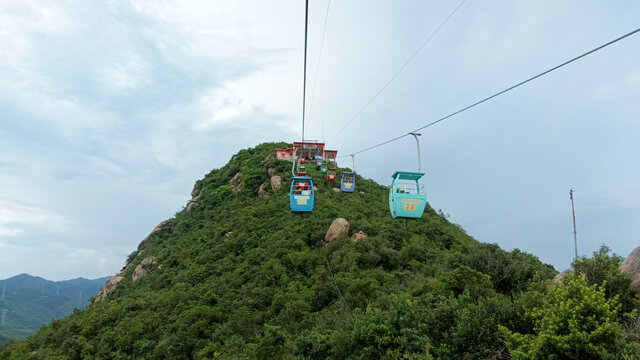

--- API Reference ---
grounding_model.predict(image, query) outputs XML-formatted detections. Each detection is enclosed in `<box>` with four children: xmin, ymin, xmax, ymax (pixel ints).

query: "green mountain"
<box><xmin>0</xmin><ymin>274</ymin><xmax>109</xmax><ymax>344</ymax></box>
<box><xmin>8</xmin><ymin>142</ymin><xmax>632</xmax><ymax>359</ymax></box>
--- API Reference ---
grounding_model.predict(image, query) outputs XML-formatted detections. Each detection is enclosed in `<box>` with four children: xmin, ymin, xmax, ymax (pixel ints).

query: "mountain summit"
<box><xmin>0</xmin><ymin>142</ymin><xmax>558</xmax><ymax>359</ymax></box>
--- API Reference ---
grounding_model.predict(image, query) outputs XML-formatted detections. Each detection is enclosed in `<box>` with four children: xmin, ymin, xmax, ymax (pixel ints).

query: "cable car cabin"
<box><xmin>296</xmin><ymin>158</ymin><xmax>307</xmax><ymax>176</ymax></box>
<box><xmin>340</xmin><ymin>172</ymin><xmax>355</xmax><ymax>192</ymax></box>
<box><xmin>327</xmin><ymin>168</ymin><xmax>336</xmax><ymax>182</ymax></box>
<box><xmin>389</xmin><ymin>171</ymin><xmax>427</xmax><ymax>218</ymax></box>
<box><xmin>320</xmin><ymin>162</ymin><xmax>328</xmax><ymax>173</ymax></box>
<box><xmin>290</xmin><ymin>177</ymin><xmax>314</xmax><ymax>212</ymax></box>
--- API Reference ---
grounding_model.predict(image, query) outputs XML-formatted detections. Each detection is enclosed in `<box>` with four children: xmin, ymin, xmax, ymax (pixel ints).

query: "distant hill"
<box><xmin>0</xmin><ymin>274</ymin><xmax>109</xmax><ymax>342</ymax></box>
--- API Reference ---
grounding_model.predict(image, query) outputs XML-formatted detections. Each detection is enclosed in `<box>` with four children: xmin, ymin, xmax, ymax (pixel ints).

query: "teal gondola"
<box><xmin>389</xmin><ymin>171</ymin><xmax>426</xmax><ymax>218</ymax></box>
<box><xmin>290</xmin><ymin>176</ymin><xmax>314</xmax><ymax>212</ymax></box>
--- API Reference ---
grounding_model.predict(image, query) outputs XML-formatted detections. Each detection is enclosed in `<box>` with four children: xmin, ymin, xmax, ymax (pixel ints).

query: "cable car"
<box><xmin>297</xmin><ymin>158</ymin><xmax>307</xmax><ymax>176</ymax></box>
<box><xmin>327</xmin><ymin>168</ymin><xmax>336</xmax><ymax>182</ymax></box>
<box><xmin>389</xmin><ymin>133</ymin><xmax>427</xmax><ymax>218</ymax></box>
<box><xmin>389</xmin><ymin>171</ymin><xmax>426</xmax><ymax>218</ymax></box>
<box><xmin>290</xmin><ymin>176</ymin><xmax>314</xmax><ymax>212</ymax></box>
<box><xmin>340</xmin><ymin>172</ymin><xmax>355</xmax><ymax>192</ymax></box>
<box><xmin>320</xmin><ymin>162</ymin><xmax>328</xmax><ymax>173</ymax></box>
<box><xmin>324</xmin><ymin>149</ymin><xmax>337</xmax><ymax>181</ymax></box>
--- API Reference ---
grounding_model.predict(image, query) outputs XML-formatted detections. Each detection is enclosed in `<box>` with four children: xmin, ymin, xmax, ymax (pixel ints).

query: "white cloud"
<box><xmin>0</xmin><ymin>199</ymin><xmax>71</xmax><ymax>238</ymax></box>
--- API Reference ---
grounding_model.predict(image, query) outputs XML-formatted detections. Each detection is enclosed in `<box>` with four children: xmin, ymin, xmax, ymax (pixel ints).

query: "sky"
<box><xmin>0</xmin><ymin>0</ymin><xmax>638</xmax><ymax>281</ymax></box>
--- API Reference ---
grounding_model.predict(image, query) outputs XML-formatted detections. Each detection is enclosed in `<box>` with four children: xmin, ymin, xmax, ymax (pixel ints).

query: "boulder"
<box><xmin>325</xmin><ymin>218</ymin><xmax>350</xmax><ymax>243</ymax></box>
<box><xmin>258</xmin><ymin>183</ymin><xmax>270</xmax><ymax>199</ymax></box>
<box><xmin>186</xmin><ymin>198</ymin><xmax>199</xmax><ymax>212</ymax></box>
<box><xmin>137</xmin><ymin>220</ymin><xmax>167</xmax><ymax>251</ymax></box>
<box><xmin>262</xmin><ymin>154</ymin><xmax>275</xmax><ymax>165</ymax></box>
<box><xmin>224</xmin><ymin>231</ymin><xmax>233</xmax><ymax>242</ymax></box>
<box><xmin>131</xmin><ymin>265</ymin><xmax>147</xmax><ymax>282</ymax></box>
<box><xmin>351</xmin><ymin>231</ymin><xmax>367</xmax><ymax>242</ymax></box>
<box><xmin>552</xmin><ymin>267</ymin><xmax>586</xmax><ymax>285</ymax></box>
<box><xmin>141</xmin><ymin>256</ymin><xmax>158</xmax><ymax>267</ymax></box>
<box><xmin>620</xmin><ymin>246</ymin><xmax>640</xmax><ymax>293</ymax></box>
<box><xmin>271</xmin><ymin>175</ymin><xmax>282</xmax><ymax>192</ymax></box>
<box><xmin>359</xmin><ymin>191</ymin><xmax>365</xmax><ymax>194</ymax></box>
<box><xmin>132</xmin><ymin>256</ymin><xmax>158</xmax><ymax>282</ymax></box>
<box><xmin>230</xmin><ymin>172</ymin><xmax>243</xmax><ymax>192</ymax></box>
<box><xmin>332</xmin><ymin>188</ymin><xmax>340</xmax><ymax>192</ymax></box>
<box><xmin>94</xmin><ymin>275</ymin><xmax>124</xmax><ymax>302</ymax></box>
<box><xmin>552</xmin><ymin>268</ymin><xmax>574</xmax><ymax>284</ymax></box>
<box><xmin>313</xmin><ymin>186</ymin><xmax>318</xmax><ymax>191</ymax></box>
<box><xmin>267</xmin><ymin>168</ymin><xmax>276</xmax><ymax>177</ymax></box>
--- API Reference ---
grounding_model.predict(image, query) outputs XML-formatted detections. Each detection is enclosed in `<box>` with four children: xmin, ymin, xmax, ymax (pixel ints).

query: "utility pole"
<box><xmin>570</xmin><ymin>189</ymin><xmax>578</xmax><ymax>261</ymax></box>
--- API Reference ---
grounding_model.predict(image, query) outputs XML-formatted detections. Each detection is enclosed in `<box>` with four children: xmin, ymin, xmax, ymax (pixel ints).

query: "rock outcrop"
<box><xmin>230</xmin><ymin>172</ymin><xmax>243</xmax><ymax>192</ymax></box>
<box><xmin>137</xmin><ymin>220</ymin><xmax>167</xmax><ymax>252</ymax></box>
<box><xmin>132</xmin><ymin>256</ymin><xmax>159</xmax><ymax>282</ymax></box>
<box><xmin>271</xmin><ymin>175</ymin><xmax>282</xmax><ymax>192</ymax></box>
<box><xmin>267</xmin><ymin>168</ymin><xmax>276</xmax><ymax>177</ymax></box>
<box><xmin>351</xmin><ymin>231</ymin><xmax>367</xmax><ymax>242</ymax></box>
<box><xmin>94</xmin><ymin>275</ymin><xmax>124</xmax><ymax>302</ymax></box>
<box><xmin>325</xmin><ymin>218</ymin><xmax>349</xmax><ymax>244</ymax></box>
<box><xmin>186</xmin><ymin>183</ymin><xmax>202</xmax><ymax>212</ymax></box>
<box><xmin>258</xmin><ymin>183</ymin><xmax>270</xmax><ymax>199</ymax></box>
<box><xmin>620</xmin><ymin>246</ymin><xmax>640</xmax><ymax>293</ymax></box>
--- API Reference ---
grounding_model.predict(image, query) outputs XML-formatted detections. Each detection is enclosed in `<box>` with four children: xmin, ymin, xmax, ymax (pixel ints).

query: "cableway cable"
<box><xmin>340</xmin><ymin>26</ymin><xmax>640</xmax><ymax>157</ymax></box>
<box><xmin>302</xmin><ymin>0</ymin><xmax>309</xmax><ymax>141</ymax></box>
<box><xmin>307</xmin><ymin>0</ymin><xmax>331</xmax><ymax>142</ymax></box>
<box><xmin>331</xmin><ymin>0</ymin><xmax>467</xmax><ymax>140</ymax></box>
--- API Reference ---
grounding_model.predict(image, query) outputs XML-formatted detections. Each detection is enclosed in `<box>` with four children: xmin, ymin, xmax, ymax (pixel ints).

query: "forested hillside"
<box><xmin>1</xmin><ymin>142</ymin><xmax>638</xmax><ymax>359</ymax></box>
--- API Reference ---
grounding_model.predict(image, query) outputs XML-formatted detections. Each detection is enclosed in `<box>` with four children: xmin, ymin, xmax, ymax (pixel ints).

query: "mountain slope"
<box><xmin>0</xmin><ymin>142</ymin><xmax>556</xmax><ymax>359</ymax></box>
<box><xmin>0</xmin><ymin>274</ymin><xmax>109</xmax><ymax>342</ymax></box>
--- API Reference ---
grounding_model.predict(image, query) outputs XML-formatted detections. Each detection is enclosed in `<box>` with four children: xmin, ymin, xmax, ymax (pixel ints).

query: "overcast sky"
<box><xmin>0</xmin><ymin>0</ymin><xmax>638</xmax><ymax>281</ymax></box>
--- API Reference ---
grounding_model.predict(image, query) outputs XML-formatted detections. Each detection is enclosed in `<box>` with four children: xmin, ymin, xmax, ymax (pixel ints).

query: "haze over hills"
<box><xmin>0</xmin><ymin>274</ymin><xmax>109</xmax><ymax>344</ymax></box>
<box><xmin>1</xmin><ymin>143</ymin><xmax>638</xmax><ymax>359</ymax></box>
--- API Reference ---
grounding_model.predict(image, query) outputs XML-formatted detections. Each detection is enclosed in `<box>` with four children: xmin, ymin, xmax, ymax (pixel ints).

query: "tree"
<box><xmin>501</xmin><ymin>275</ymin><xmax>640</xmax><ymax>359</ymax></box>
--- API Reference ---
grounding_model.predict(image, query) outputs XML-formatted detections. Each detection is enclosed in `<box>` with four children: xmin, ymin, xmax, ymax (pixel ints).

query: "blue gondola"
<box><xmin>290</xmin><ymin>176</ymin><xmax>314</xmax><ymax>212</ymax></box>
<box><xmin>389</xmin><ymin>171</ymin><xmax>427</xmax><ymax>218</ymax></box>
<box><xmin>340</xmin><ymin>172</ymin><xmax>355</xmax><ymax>193</ymax></box>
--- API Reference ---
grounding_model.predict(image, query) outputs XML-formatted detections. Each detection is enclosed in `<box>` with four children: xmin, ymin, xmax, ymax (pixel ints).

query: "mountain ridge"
<box><xmin>0</xmin><ymin>274</ymin><xmax>109</xmax><ymax>344</ymax></box>
<box><xmin>0</xmin><ymin>142</ymin><xmax>561</xmax><ymax>359</ymax></box>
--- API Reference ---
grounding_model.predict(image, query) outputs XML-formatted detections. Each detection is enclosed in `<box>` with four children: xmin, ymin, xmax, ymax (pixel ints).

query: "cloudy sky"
<box><xmin>0</xmin><ymin>0</ymin><xmax>638</xmax><ymax>281</ymax></box>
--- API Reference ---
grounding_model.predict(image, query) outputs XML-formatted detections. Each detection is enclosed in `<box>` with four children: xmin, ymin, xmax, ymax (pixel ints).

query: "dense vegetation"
<box><xmin>0</xmin><ymin>274</ymin><xmax>109</xmax><ymax>341</ymax></box>
<box><xmin>1</xmin><ymin>142</ymin><xmax>638</xmax><ymax>359</ymax></box>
